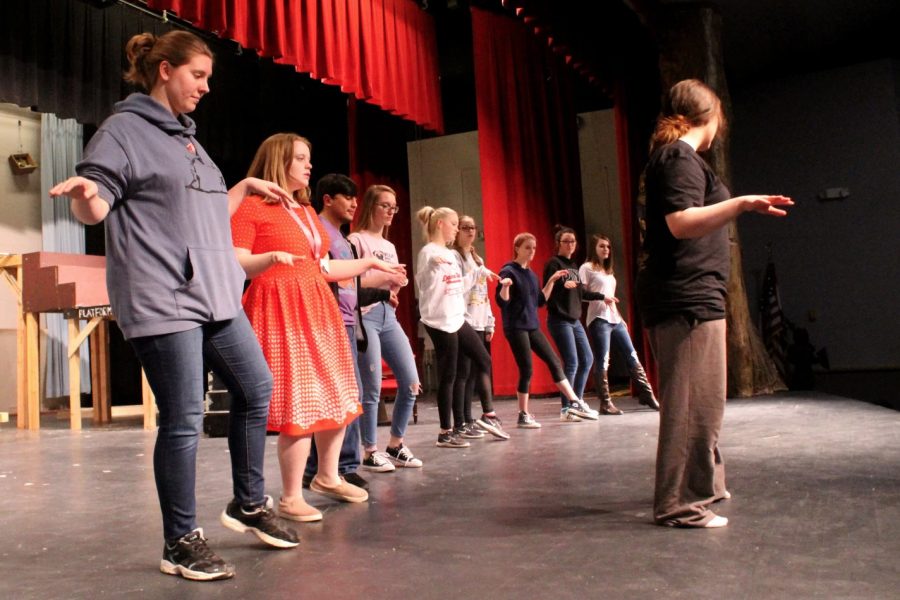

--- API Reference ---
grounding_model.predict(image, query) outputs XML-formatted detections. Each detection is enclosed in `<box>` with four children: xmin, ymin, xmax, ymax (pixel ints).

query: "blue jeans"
<box><xmin>357</xmin><ymin>302</ymin><xmax>419</xmax><ymax>449</ymax></box>
<box><xmin>129</xmin><ymin>313</ymin><xmax>273</xmax><ymax>542</ymax></box>
<box><xmin>588</xmin><ymin>318</ymin><xmax>641</xmax><ymax>374</ymax></box>
<box><xmin>305</xmin><ymin>325</ymin><xmax>362</xmax><ymax>478</ymax></box>
<box><xmin>547</xmin><ymin>314</ymin><xmax>594</xmax><ymax>403</ymax></box>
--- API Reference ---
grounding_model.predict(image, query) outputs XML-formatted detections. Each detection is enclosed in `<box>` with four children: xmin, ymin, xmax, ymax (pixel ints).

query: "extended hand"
<box><xmin>745</xmin><ymin>195</ymin><xmax>794</xmax><ymax>217</ymax></box>
<box><xmin>270</xmin><ymin>251</ymin><xmax>304</xmax><ymax>266</ymax></box>
<box><xmin>244</xmin><ymin>177</ymin><xmax>293</xmax><ymax>204</ymax></box>
<box><xmin>604</xmin><ymin>296</ymin><xmax>619</xmax><ymax>305</ymax></box>
<box><xmin>499</xmin><ymin>277</ymin><xmax>513</xmax><ymax>287</ymax></box>
<box><xmin>563</xmin><ymin>280</ymin><xmax>578</xmax><ymax>289</ymax></box>
<box><xmin>49</xmin><ymin>176</ymin><xmax>98</xmax><ymax>202</ymax></box>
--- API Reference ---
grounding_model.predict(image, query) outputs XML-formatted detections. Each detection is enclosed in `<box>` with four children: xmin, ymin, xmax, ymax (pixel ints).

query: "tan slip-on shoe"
<box><xmin>278</xmin><ymin>495</ymin><xmax>323</xmax><ymax>522</ymax></box>
<box><xmin>309</xmin><ymin>476</ymin><xmax>369</xmax><ymax>503</ymax></box>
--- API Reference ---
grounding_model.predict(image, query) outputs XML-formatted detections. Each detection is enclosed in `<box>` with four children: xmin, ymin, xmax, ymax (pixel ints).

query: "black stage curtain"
<box><xmin>0</xmin><ymin>0</ymin><xmax>350</xmax><ymax>186</ymax></box>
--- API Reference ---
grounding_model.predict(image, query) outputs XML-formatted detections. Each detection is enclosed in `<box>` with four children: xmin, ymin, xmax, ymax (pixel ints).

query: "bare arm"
<box><xmin>49</xmin><ymin>177</ymin><xmax>110</xmax><ymax>225</ymax></box>
<box><xmin>227</xmin><ymin>177</ymin><xmax>293</xmax><ymax>216</ymax></box>
<box><xmin>234</xmin><ymin>248</ymin><xmax>302</xmax><ymax>279</ymax></box>
<box><xmin>324</xmin><ymin>258</ymin><xmax>404</xmax><ymax>283</ymax></box>
<box><xmin>665</xmin><ymin>195</ymin><xmax>793</xmax><ymax>239</ymax></box>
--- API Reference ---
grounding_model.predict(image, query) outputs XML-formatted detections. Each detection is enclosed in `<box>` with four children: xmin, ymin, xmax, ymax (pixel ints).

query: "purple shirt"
<box><xmin>321</xmin><ymin>218</ymin><xmax>357</xmax><ymax>326</ymax></box>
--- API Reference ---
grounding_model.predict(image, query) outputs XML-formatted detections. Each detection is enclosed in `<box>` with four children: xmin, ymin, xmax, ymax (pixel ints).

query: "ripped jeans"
<box><xmin>357</xmin><ymin>302</ymin><xmax>420</xmax><ymax>450</ymax></box>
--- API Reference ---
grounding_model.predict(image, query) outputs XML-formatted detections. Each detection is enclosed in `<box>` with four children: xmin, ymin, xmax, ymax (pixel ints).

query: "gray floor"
<box><xmin>2</xmin><ymin>392</ymin><xmax>899</xmax><ymax>599</ymax></box>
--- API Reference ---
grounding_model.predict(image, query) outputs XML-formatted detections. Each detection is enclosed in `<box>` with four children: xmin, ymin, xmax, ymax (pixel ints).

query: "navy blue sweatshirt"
<box><xmin>496</xmin><ymin>261</ymin><xmax>544</xmax><ymax>332</ymax></box>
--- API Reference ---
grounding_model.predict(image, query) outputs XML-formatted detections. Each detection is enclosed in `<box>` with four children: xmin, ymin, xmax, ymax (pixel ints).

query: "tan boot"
<box><xmin>630</xmin><ymin>364</ymin><xmax>659</xmax><ymax>411</ymax></box>
<box><xmin>600</xmin><ymin>398</ymin><xmax>624</xmax><ymax>415</ymax></box>
<box><xmin>278</xmin><ymin>495</ymin><xmax>323</xmax><ymax>522</ymax></box>
<box><xmin>597</xmin><ymin>370</ymin><xmax>623</xmax><ymax>415</ymax></box>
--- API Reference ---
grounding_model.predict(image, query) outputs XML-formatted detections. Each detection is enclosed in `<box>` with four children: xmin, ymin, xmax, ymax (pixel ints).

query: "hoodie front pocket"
<box><xmin>174</xmin><ymin>247</ymin><xmax>244</xmax><ymax>322</ymax></box>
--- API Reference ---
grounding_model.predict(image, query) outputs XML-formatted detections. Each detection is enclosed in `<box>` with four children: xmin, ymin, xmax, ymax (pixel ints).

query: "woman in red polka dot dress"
<box><xmin>232</xmin><ymin>133</ymin><xmax>403</xmax><ymax>521</ymax></box>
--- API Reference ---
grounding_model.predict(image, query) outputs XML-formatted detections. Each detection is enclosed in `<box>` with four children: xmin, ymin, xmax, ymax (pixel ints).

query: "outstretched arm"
<box><xmin>227</xmin><ymin>177</ymin><xmax>293</xmax><ymax>216</ymax></box>
<box><xmin>665</xmin><ymin>195</ymin><xmax>793</xmax><ymax>239</ymax></box>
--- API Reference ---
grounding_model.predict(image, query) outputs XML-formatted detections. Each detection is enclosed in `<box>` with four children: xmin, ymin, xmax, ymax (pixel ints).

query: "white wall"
<box><xmin>0</xmin><ymin>104</ymin><xmax>43</xmax><ymax>413</ymax></box>
<box><xmin>732</xmin><ymin>59</ymin><xmax>900</xmax><ymax>370</ymax></box>
<box><xmin>407</xmin><ymin>131</ymin><xmax>483</xmax><ymax>265</ymax></box>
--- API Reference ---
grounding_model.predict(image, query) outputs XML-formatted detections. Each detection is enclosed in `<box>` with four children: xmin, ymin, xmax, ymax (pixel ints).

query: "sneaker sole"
<box><xmin>475</xmin><ymin>420</ymin><xmax>511</xmax><ymax>440</ymax></box>
<box><xmin>567</xmin><ymin>408</ymin><xmax>598</xmax><ymax>420</ymax></box>
<box><xmin>560</xmin><ymin>415</ymin><xmax>583</xmax><ymax>422</ymax></box>
<box><xmin>517</xmin><ymin>423</ymin><xmax>542</xmax><ymax>429</ymax></box>
<box><xmin>219</xmin><ymin>511</ymin><xmax>300</xmax><ymax>548</ymax></box>
<box><xmin>160</xmin><ymin>559</ymin><xmax>234</xmax><ymax>581</ymax></box>
<box><xmin>278</xmin><ymin>506</ymin><xmax>323</xmax><ymax>522</ymax></box>
<box><xmin>360</xmin><ymin>464</ymin><xmax>396</xmax><ymax>473</ymax></box>
<box><xmin>387</xmin><ymin>456</ymin><xmax>424</xmax><ymax>468</ymax></box>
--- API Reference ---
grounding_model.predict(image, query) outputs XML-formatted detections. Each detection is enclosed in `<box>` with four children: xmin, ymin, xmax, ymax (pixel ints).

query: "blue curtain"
<box><xmin>40</xmin><ymin>113</ymin><xmax>89</xmax><ymax>398</ymax></box>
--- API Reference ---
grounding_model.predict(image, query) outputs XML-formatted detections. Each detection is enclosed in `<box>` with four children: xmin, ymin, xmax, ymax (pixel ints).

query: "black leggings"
<box><xmin>426</xmin><ymin>322</ymin><xmax>494</xmax><ymax>430</ymax></box>
<box><xmin>505</xmin><ymin>328</ymin><xmax>566</xmax><ymax>394</ymax></box>
<box><xmin>454</xmin><ymin>329</ymin><xmax>493</xmax><ymax>422</ymax></box>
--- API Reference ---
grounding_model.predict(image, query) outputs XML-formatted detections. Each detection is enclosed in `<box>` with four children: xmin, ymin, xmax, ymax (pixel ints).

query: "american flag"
<box><xmin>759</xmin><ymin>260</ymin><xmax>788</xmax><ymax>378</ymax></box>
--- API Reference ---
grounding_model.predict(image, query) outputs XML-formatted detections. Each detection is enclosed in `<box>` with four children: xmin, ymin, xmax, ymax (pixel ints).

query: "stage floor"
<box><xmin>2</xmin><ymin>392</ymin><xmax>898</xmax><ymax>599</ymax></box>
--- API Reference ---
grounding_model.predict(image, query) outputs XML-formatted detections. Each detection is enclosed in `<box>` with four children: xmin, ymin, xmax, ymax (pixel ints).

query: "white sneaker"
<box><xmin>559</xmin><ymin>408</ymin><xmax>583</xmax><ymax>422</ymax></box>
<box><xmin>568</xmin><ymin>400</ymin><xmax>599</xmax><ymax>420</ymax></box>
<box><xmin>361</xmin><ymin>451</ymin><xmax>396</xmax><ymax>472</ymax></box>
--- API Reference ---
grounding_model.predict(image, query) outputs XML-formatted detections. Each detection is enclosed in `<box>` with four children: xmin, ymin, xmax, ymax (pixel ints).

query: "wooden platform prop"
<box><xmin>15</xmin><ymin>252</ymin><xmax>155</xmax><ymax>431</ymax></box>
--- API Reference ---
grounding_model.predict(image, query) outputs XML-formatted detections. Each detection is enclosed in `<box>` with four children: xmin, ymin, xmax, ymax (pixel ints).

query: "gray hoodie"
<box><xmin>77</xmin><ymin>93</ymin><xmax>245</xmax><ymax>339</ymax></box>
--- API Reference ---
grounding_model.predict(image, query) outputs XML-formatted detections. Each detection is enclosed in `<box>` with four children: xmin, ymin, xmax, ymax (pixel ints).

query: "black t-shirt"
<box><xmin>636</xmin><ymin>140</ymin><xmax>731</xmax><ymax>326</ymax></box>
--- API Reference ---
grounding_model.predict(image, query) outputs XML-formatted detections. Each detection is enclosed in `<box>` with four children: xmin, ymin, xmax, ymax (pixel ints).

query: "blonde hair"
<box><xmin>354</xmin><ymin>184</ymin><xmax>397</xmax><ymax>237</ymax></box>
<box><xmin>246</xmin><ymin>133</ymin><xmax>312</xmax><ymax>204</ymax></box>
<box><xmin>649</xmin><ymin>79</ymin><xmax>726</xmax><ymax>154</ymax></box>
<box><xmin>416</xmin><ymin>206</ymin><xmax>457</xmax><ymax>243</ymax></box>
<box><xmin>513</xmin><ymin>232</ymin><xmax>536</xmax><ymax>260</ymax></box>
<box><xmin>124</xmin><ymin>31</ymin><xmax>213</xmax><ymax>92</ymax></box>
<box><xmin>452</xmin><ymin>215</ymin><xmax>483</xmax><ymax>266</ymax></box>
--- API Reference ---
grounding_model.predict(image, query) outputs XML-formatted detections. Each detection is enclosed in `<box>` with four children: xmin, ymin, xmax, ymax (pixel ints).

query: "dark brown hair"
<box><xmin>587</xmin><ymin>234</ymin><xmax>614</xmax><ymax>275</ymax></box>
<box><xmin>552</xmin><ymin>224</ymin><xmax>577</xmax><ymax>253</ymax></box>
<box><xmin>124</xmin><ymin>30</ymin><xmax>213</xmax><ymax>92</ymax></box>
<box><xmin>648</xmin><ymin>79</ymin><xmax>726</xmax><ymax>154</ymax></box>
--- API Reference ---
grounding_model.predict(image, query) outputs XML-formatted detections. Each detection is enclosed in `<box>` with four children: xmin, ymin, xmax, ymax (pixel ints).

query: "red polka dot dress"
<box><xmin>231</xmin><ymin>196</ymin><xmax>361</xmax><ymax>436</ymax></box>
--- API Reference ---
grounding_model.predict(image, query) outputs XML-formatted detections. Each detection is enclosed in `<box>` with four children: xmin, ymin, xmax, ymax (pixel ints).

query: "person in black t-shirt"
<box><xmin>637</xmin><ymin>79</ymin><xmax>793</xmax><ymax>529</ymax></box>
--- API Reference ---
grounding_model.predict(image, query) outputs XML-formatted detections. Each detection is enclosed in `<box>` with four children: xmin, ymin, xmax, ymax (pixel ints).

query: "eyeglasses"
<box><xmin>459</xmin><ymin>225</ymin><xmax>477</xmax><ymax>231</ymax></box>
<box><xmin>376</xmin><ymin>203</ymin><xmax>399</xmax><ymax>214</ymax></box>
<box><xmin>559</xmin><ymin>239</ymin><xmax>577</xmax><ymax>244</ymax></box>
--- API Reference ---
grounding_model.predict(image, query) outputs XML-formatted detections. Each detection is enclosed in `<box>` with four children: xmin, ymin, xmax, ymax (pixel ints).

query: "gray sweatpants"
<box><xmin>648</xmin><ymin>317</ymin><xmax>729</xmax><ymax>526</ymax></box>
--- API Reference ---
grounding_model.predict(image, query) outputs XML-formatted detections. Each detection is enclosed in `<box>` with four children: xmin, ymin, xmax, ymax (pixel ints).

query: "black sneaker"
<box><xmin>342</xmin><ymin>471</ymin><xmax>370</xmax><ymax>488</ymax></box>
<box><xmin>436</xmin><ymin>431</ymin><xmax>470</xmax><ymax>448</ymax></box>
<box><xmin>220</xmin><ymin>496</ymin><xmax>300</xmax><ymax>549</ymax></box>
<box><xmin>475</xmin><ymin>414</ymin><xmax>511</xmax><ymax>440</ymax></box>
<box><xmin>385</xmin><ymin>443</ymin><xmax>423</xmax><ymax>467</ymax></box>
<box><xmin>160</xmin><ymin>528</ymin><xmax>235</xmax><ymax>581</ymax></box>
<box><xmin>457</xmin><ymin>422</ymin><xmax>485</xmax><ymax>439</ymax></box>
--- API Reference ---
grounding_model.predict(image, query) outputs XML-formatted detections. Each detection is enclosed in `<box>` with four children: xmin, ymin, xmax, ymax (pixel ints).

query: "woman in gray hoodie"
<box><xmin>50</xmin><ymin>30</ymin><xmax>298</xmax><ymax>581</ymax></box>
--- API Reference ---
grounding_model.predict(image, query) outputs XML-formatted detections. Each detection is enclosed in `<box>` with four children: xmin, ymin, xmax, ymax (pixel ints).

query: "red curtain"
<box><xmin>148</xmin><ymin>0</ymin><xmax>443</xmax><ymax>133</ymax></box>
<box><xmin>472</xmin><ymin>7</ymin><xmax>584</xmax><ymax>396</ymax></box>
